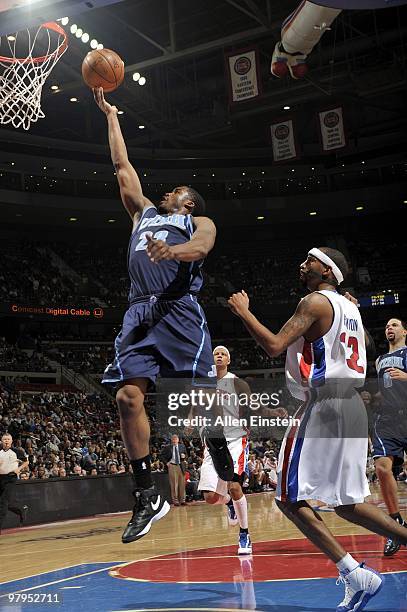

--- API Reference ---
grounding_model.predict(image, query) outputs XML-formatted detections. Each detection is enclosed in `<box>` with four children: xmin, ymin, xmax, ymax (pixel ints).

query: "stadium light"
<box><xmin>309</xmin><ymin>211</ymin><xmax>317</xmax><ymax>216</ymax></box>
<box><xmin>90</xmin><ymin>39</ymin><xmax>98</xmax><ymax>49</ymax></box>
<box><xmin>97</xmin><ymin>43</ymin><xmax>104</xmax><ymax>50</ymax></box>
<box><xmin>138</xmin><ymin>125</ymin><xmax>145</xmax><ymax>129</ymax></box>
<box><xmin>139</xmin><ymin>76</ymin><xmax>146</xmax><ymax>86</ymax></box>
<box><xmin>70</xmin><ymin>97</ymin><xmax>78</xmax><ymax>102</ymax></box>
<box><xmin>7</xmin><ymin>35</ymin><xmax>16</xmax><ymax>41</ymax></box>
<box><xmin>132</xmin><ymin>72</ymin><xmax>141</xmax><ymax>82</ymax></box>
<box><xmin>81</xmin><ymin>33</ymin><xmax>90</xmax><ymax>43</ymax></box>
<box><xmin>75</xmin><ymin>28</ymin><xmax>83</xmax><ymax>38</ymax></box>
<box><xmin>50</xmin><ymin>85</ymin><xmax>59</xmax><ymax>91</ymax></box>
<box><xmin>356</xmin><ymin>206</ymin><xmax>364</xmax><ymax>211</ymax></box>
<box><xmin>257</xmin><ymin>216</ymin><xmax>265</xmax><ymax>220</ymax></box>
<box><xmin>61</xmin><ymin>17</ymin><xmax>69</xmax><ymax>26</ymax></box>
<box><xmin>283</xmin><ymin>105</ymin><xmax>290</xmax><ymax>110</ymax></box>
<box><xmin>70</xmin><ymin>24</ymin><xmax>77</xmax><ymax>34</ymax></box>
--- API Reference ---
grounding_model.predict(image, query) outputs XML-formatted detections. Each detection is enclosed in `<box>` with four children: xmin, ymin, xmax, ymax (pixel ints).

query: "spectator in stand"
<box><xmin>263</xmin><ymin>453</ymin><xmax>278</xmax><ymax>490</ymax></box>
<box><xmin>58</xmin><ymin>467</ymin><xmax>67</xmax><ymax>477</ymax></box>
<box><xmin>37</xmin><ymin>466</ymin><xmax>48</xmax><ymax>479</ymax></box>
<box><xmin>151</xmin><ymin>452</ymin><xmax>164</xmax><ymax>472</ymax></box>
<box><xmin>48</xmin><ymin>466</ymin><xmax>60</xmax><ymax>479</ymax></box>
<box><xmin>247</xmin><ymin>453</ymin><xmax>265</xmax><ymax>492</ymax></box>
<box><xmin>185</xmin><ymin>464</ymin><xmax>201</xmax><ymax>502</ymax></box>
<box><xmin>187</xmin><ymin>449</ymin><xmax>202</xmax><ymax>467</ymax></box>
<box><xmin>82</xmin><ymin>446</ymin><xmax>98</xmax><ymax>472</ymax></box>
<box><xmin>72</xmin><ymin>465</ymin><xmax>84</xmax><ymax>477</ymax></box>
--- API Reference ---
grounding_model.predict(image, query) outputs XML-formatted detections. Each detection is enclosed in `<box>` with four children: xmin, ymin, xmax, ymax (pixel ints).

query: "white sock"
<box><xmin>336</xmin><ymin>553</ymin><xmax>359</xmax><ymax>576</ymax></box>
<box><xmin>233</xmin><ymin>495</ymin><xmax>248</xmax><ymax>529</ymax></box>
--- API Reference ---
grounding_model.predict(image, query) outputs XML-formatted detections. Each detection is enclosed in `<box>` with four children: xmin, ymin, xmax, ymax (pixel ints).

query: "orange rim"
<box><xmin>0</xmin><ymin>21</ymin><xmax>68</xmax><ymax>64</ymax></box>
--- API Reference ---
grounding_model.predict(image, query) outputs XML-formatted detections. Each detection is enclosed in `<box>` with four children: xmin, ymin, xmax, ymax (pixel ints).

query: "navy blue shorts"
<box><xmin>372</xmin><ymin>417</ymin><xmax>407</xmax><ymax>466</ymax></box>
<box><xmin>102</xmin><ymin>294</ymin><xmax>216</xmax><ymax>385</ymax></box>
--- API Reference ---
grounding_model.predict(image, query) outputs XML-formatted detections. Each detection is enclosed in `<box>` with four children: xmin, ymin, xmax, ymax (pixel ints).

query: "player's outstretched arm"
<box><xmin>228</xmin><ymin>291</ymin><xmax>326</xmax><ymax>357</ymax></box>
<box><xmin>146</xmin><ymin>217</ymin><xmax>216</xmax><ymax>263</ymax></box>
<box><xmin>93</xmin><ymin>87</ymin><xmax>153</xmax><ymax>222</ymax></box>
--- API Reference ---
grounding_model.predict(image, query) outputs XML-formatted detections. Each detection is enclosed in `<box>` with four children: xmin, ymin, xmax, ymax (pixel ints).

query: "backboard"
<box><xmin>0</xmin><ymin>0</ymin><xmax>126</xmax><ymax>36</ymax></box>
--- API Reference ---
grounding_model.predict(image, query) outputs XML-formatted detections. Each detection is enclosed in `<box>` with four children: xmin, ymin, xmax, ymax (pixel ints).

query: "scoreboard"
<box><xmin>358</xmin><ymin>292</ymin><xmax>400</xmax><ymax>308</ymax></box>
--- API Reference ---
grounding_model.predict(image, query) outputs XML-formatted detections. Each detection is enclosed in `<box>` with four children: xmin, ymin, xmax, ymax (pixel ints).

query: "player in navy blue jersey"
<box><xmin>374</xmin><ymin>318</ymin><xmax>407</xmax><ymax>556</ymax></box>
<box><xmin>94</xmin><ymin>88</ymin><xmax>232</xmax><ymax>543</ymax></box>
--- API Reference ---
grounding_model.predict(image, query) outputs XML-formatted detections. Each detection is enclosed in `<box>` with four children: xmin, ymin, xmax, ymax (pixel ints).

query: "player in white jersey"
<box><xmin>228</xmin><ymin>247</ymin><xmax>407</xmax><ymax>612</ymax></box>
<box><xmin>198</xmin><ymin>345</ymin><xmax>286</xmax><ymax>555</ymax></box>
<box><xmin>198</xmin><ymin>345</ymin><xmax>252</xmax><ymax>554</ymax></box>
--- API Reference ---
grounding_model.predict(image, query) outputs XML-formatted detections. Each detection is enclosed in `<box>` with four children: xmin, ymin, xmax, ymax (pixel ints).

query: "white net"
<box><xmin>0</xmin><ymin>22</ymin><xmax>67</xmax><ymax>131</ymax></box>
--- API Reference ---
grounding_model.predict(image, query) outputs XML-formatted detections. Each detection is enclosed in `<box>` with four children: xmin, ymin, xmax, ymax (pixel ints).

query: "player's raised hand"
<box><xmin>146</xmin><ymin>234</ymin><xmax>175</xmax><ymax>263</ymax></box>
<box><xmin>228</xmin><ymin>290</ymin><xmax>250</xmax><ymax>316</ymax></box>
<box><xmin>93</xmin><ymin>87</ymin><xmax>118</xmax><ymax>117</ymax></box>
<box><xmin>385</xmin><ymin>367</ymin><xmax>407</xmax><ymax>381</ymax></box>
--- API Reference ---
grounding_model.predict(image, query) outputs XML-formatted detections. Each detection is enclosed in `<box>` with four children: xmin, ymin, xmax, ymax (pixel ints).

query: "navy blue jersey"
<box><xmin>376</xmin><ymin>346</ymin><xmax>407</xmax><ymax>417</ymax></box>
<box><xmin>127</xmin><ymin>207</ymin><xmax>204</xmax><ymax>303</ymax></box>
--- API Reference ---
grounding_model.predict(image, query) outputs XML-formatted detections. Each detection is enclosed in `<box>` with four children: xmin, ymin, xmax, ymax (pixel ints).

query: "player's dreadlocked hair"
<box><xmin>318</xmin><ymin>246</ymin><xmax>349</xmax><ymax>283</ymax></box>
<box><xmin>186</xmin><ymin>187</ymin><xmax>206</xmax><ymax>216</ymax></box>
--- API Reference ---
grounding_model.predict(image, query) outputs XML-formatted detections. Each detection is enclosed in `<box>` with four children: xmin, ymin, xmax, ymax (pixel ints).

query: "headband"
<box><xmin>308</xmin><ymin>248</ymin><xmax>344</xmax><ymax>285</ymax></box>
<box><xmin>213</xmin><ymin>345</ymin><xmax>230</xmax><ymax>359</ymax></box>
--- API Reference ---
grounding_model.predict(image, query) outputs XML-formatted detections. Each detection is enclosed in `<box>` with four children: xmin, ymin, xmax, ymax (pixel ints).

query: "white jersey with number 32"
<box><xmin>285</xmin><ymin>290</ymin><xmax>366</xmax><ymax>400</ymax></box>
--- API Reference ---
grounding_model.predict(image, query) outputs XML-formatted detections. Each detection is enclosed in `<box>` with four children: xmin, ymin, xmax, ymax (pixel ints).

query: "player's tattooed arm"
<box><xmin>228</xmin><ymin>292</ymin><xmax>325</xmax><ymax>357</ymax></box>
<box><xmin>146</xmin><ymin>217</ymin><xmax>216</xmax><ymax>263</ymax></box>
<box><xmin>93</xmin><ymin>87</ymin><xmax>153</xmax><ymax>222</ymax></box>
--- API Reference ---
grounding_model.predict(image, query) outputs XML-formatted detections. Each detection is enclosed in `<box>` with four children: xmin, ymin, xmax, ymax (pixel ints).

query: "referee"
<box><xmin>0</xmin><ymin>433</ymin><xmax>29</xmax><ymax>533</ymax></box>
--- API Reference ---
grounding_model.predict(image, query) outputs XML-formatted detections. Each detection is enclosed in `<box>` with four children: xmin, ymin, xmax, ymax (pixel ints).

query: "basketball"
<box><xmin>82</xmin><ymin>48</ymin><xmax>125</xmax><ymax>93</ymax></box>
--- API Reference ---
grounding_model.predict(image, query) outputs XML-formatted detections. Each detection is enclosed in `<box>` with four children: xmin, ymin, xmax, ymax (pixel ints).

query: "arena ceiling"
<box><xmin>1</xmin><ymin>0</ymin><xmax>407</xmax><ymax>154</ymax></box>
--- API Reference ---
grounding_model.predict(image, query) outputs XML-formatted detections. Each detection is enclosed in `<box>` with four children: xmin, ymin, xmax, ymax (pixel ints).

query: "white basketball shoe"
<box><xmin>336</xmin><ymin>563</ymin><xmax>384</xmax><ymax>612</ymax></box>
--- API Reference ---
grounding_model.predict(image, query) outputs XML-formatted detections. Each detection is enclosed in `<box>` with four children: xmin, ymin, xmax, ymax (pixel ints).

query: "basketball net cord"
<box><xmin>0</xmin><ymin>23</ymin><xmax>67</xmax><ymax>131</ymax></box>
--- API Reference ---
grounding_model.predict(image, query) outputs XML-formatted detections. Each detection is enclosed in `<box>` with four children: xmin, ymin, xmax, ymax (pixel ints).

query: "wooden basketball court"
<box><xmin>1</xmin><ymin>484</ymin><xmax>406</xmax><ymax>611</ymax></box>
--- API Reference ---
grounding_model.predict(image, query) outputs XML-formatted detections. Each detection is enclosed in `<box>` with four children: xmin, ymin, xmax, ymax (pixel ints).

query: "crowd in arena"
<box><xmin>1</xmin><ymin>229</ymin><xmax>406</xmax><ymax>311</ymax></box>
<box><xmin>0</xmin><ymin>337</ymin><xmax>54</xmax><ymax>374</ymax></box>
<box><xmin>0</xmin><ymin>240</ymin><xmax>79</xmax><ymax>305</ymax></box>
<box><xmin>0</xmin><ymin>382</ymin><xmax>288</xmax><ymax>494</ymax></box>
<box><xmin>1</xmin><ymin>380</ymin><xmax>401</xmax><ymax>492</ymax></box>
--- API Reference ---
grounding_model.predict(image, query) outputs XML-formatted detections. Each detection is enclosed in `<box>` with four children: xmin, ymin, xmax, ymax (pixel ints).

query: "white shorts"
<box><xmin>276</xmin><ymin>391</ymin><xmax>370</xmax><ymax>507</ymax></box>
<box><xmin>198</xmin><ymin>436</ymin><xmax>249</xmax><ymax>496</ymax></box>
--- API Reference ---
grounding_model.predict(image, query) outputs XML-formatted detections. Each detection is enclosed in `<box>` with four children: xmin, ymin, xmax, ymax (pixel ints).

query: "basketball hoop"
<box><xmin>0</xmin><ymin>22</ymin><xmax>68</xmax><ymax>131</ymax></box>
